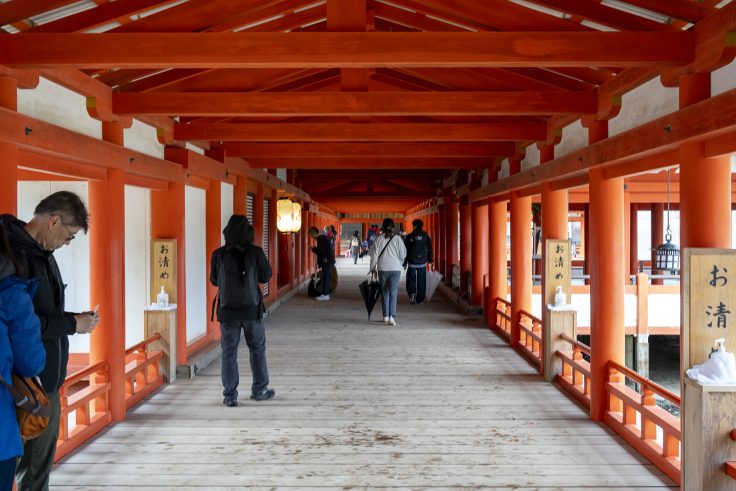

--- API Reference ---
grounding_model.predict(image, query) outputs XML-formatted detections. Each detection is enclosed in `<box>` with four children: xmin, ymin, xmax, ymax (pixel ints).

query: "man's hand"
<box><xmin>74</xmin><ymin>311</ymin><xmax>100</xmax><ymax>334</ymax></box>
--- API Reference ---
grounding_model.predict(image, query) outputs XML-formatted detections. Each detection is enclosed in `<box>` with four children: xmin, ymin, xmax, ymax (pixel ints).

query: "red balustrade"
<box><xmin>124</xmin><ymin>333</ymin><xmax>164</xmax><ymax>409</ymax></box>
<box><xmin>556</xmin><ymin>332</ymin><xmax>591</xmax><ymax>410</ymax></box>
<box><xmin>518</xmin><ymin>310</ymin><xmax>542</xmax><ymax>371</ymax></box>
<box><xmin>494</xmin><ymin>297</ymin><xmax>512</xmax><ymax>342</ymax></box>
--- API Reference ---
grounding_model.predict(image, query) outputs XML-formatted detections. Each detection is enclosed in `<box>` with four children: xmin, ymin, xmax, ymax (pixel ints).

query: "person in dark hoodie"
<box><xmin>0</xmin><ymin>191</ymin><xmax>98</xmax><ymax>491</ymax></box>
<box><xmin>0</xmin><ymin>225</ymin><xmax>46</xmax><ymax>490</ymax></box>
<box><xmin>308</xmin><ymin>226</ymin><xmax>334</xmax><ymax>301</ymax></box>
<box><xmin>210</xmin><ymin>215</ymin><xmax>274</xmax><ymax>407</ymax></box>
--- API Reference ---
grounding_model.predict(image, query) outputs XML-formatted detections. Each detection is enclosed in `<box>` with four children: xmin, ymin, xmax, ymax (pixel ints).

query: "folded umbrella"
<box><xmin>358</xmin><ymin>273</ymin><xmax>382</xmax><ymax>320</ymax></box>
<box><xmin>425</xmin><ymin>269</ymin><xmax>443</xmax><ymax>303</ymax></box>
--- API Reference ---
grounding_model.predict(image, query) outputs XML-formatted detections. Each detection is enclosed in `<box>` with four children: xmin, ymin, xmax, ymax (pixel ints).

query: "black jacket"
<box><xmin>209</xmin><ymin>215</ymin><xmax>272</xmax><ymax>321</ymax></box>
<box><xmin>404</xmin><ymin>230</ymin><xmax>433</xmax><ymax>265</ymax></box>
<box><xmin>0</xmin><ymin>214</ymin><xmax>77</xmax><ymax>393</ymax></box>
<box><xmin>312</xmin><ymin>234</ymin><xmax>335</xmax><ymax>268</ymax></box>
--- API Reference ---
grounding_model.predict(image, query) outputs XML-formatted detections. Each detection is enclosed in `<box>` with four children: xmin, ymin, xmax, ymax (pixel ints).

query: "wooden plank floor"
<box><xmin>52</xmin><ymin>258</ymin><xmax>677</xmax><ymax>490</ymax></box>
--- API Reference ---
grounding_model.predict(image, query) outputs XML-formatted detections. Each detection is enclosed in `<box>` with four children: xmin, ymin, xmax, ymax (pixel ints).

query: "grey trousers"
<box><xmin>220</xmin><ymin>320</ymin><xmax>269</xmax><ymax>400</ymax></box>
<box><xmin>16</xmin><ymin>390</ymin><xmax>60</xmax><ymax>491</ymax></box>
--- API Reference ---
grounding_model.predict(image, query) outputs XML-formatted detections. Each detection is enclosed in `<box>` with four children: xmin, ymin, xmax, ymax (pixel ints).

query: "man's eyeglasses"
<box><xmin>59</xmin><ymin>220</ymin><xmax>78</xmax><ymax>241</ymax></box>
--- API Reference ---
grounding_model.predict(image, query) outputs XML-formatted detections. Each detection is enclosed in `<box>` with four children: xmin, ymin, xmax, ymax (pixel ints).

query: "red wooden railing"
<box><xmin>727</xmin><ymin>430</ymin><xmax>736</xmax><ymax>480</ymax></box>
<box><xmin>556</xmin><ymin>332</ymin><xmax>591</xmax><ymax>410</ymax></box>
<box><xmin>605</xmin><ymin>361</ymin><xmax>681</xmax><ymax>484</ymax></box>
<box><xmin>124</xmin><ymin>333</ymin><xmax>164</xmax><ymax>409</ymax></box>
<box><xmin>56</xmin><ymin>361</ymin><xmax>112</xmax><ymax>461</ymax></box>
<box><xmin>494</xmin><ymin>297</ymin><xmax>511</xmax><ymax>341</ymax></box>
<box><xmin>518</xmin><ymin>310</ymin><xmax>542</xmax><ymax>371</ymax></box>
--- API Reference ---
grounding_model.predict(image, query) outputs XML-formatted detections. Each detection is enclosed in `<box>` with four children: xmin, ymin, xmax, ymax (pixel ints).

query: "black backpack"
<box><xmin>407</xmin><ymin>232</ymin><xmax>429</xmax><ymax>264</ymax></box>
<box><xmin>216</xmin><ymin>245</ymin><xmax>260</xmax><ymax>311</ymax></box>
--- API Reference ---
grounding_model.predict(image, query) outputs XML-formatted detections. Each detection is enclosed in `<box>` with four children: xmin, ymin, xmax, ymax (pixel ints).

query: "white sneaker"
<box><xmin>383</xmin><ymin>317</ymin><xmax>389</xmax><ymax>324</ymax></box>
<box><xmin>315</xmin><ymin>294</ymin><xmax>330</xmax><ymax>301</ymax></box>
<box><xmin>389</xmin><ymin>317</ymin><xmax>396</xmax><ymax>326</ymax></box>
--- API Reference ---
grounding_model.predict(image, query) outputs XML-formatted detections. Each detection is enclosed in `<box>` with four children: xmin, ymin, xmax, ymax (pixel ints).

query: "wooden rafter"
<box><xmin>224</xmin><ymin>142</ymin><xmax>515</xmax><ymax>158</ymax></box>
<box><xmin>0</xmin><ymin>32</ymin><xmax>694</xmax><ymax>68</ymax></box>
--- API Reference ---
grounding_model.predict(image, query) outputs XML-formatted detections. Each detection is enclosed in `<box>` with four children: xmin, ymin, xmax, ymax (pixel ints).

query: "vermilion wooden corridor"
<box><xmin>50</xmin><ymin>261</ymin><xmax>676</xmax><ymax>490</ymax></box>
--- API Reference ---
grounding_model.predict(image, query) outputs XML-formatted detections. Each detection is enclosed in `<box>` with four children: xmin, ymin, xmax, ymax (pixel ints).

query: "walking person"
<box><xmin>210</xmin><ymin>215</ymin><xmax>275</xmax><ymax>407</ymax></box>
<box><xmin>349</xmin><ymin>230</ymin><xmax>361</xmax><ymax>265</ymax></box>
<box><xmin>309</xmin><ymin>226</ymin><xmax>334</xmax><ymax>301</ymax></box>
<box><xmin>370</xmin><ymin>218</ymin><xmax>406</xmax><ymax>326</ymax></box>
<box><xmin>1</xmin><ymin>191</ymin><xmax>99</xmax><ymax>491</ymax></box>
<box><xmin>404</xmin><ymin>219</ymin><xmax>434</xmax><ymax>305</ymax></box>
<box><xmin>0</xmin><ymin>226</ymin><xmax>46</xmax><ymax>491</ymax></box>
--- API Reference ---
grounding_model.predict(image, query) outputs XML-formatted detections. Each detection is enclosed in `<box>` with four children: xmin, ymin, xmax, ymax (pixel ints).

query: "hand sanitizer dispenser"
<box><xmin>157</xmin><ymin>286</ymin><xmax>169</xmax><ymax>308</ymax></box>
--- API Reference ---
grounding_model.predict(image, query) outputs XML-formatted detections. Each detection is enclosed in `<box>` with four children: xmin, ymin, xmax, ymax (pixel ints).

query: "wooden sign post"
<box><xmin>543</xmin><ymin>239</ymin><xmax>572</xmax><ymax>380</ymax></box>
<box><xmin>151</xmin><ymin>239</ymin><xmax>177</xmax><ymax>305</ymax></box>
<box><xmin>682</xmin><ymin>248</ymin><xmax>736</xmax><ymax>490</ymax></box>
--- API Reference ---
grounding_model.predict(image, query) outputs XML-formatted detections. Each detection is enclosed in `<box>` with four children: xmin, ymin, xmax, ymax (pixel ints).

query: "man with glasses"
<box><xmin>1</xmin><ymin>191</ymin><xmax>99</xmax><ymax>490</ymax></box>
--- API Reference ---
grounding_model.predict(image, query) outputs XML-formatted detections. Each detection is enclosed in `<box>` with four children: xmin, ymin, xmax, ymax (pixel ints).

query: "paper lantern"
<box><xmin>290</xmin><ymin>201</ymin><xmax>302</xmax><ymax>232</ymax></box>
<box><xmin>276</xmin><ymin>198</ymin><xmax>294</xmax><ymax>233</ymax></box>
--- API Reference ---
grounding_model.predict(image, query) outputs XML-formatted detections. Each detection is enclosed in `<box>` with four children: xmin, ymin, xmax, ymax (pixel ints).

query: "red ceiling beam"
<box><xmin>0</xmin><ymin>32</ymin><xmax>694</xmax><ymax>68</ymax></box>
<box><xmin>469</xmin><ymin>88</ymin><xmax>736</xmax><ymax>201</ymax></box>
<box><xmin>225</xmin><ymin>142</ymin><xmax>514</xmax><ymax>158</ymax></box>
<box><xmin>244</xmin><ymin>157</ymin><xmax>492</xmax><ymax>169</ymax></box>
<box><xmin>26</xmin><ymin>0</ymin><xmax>176</xmax><ymax>33</ymax></box>
<box><xmin>0</xmin><ymin>0</ymin><xmax>75</xmax><ymax>26</ymax></box>
<box><xmin>174</xmin><ymin>122</ymin><xmax>546</xmax><ymax>142</ymax></box>
<box><xmin>112</xmin><ymin>91</ymin><xmax>598</xmax><ymax>117</ymax></box>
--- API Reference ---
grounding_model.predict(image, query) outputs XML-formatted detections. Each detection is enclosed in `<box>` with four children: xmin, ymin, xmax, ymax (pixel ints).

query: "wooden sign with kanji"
<box><xmin>682</xmin><ymin>248</ymin><xmax>736</xmax><ymax>370</ymax></box>
<box><xmin>545</xmin><ymin>239</ymin><xmax>571</xmax><ymax>307</ymax></box>
<box><xmin>151</xmin><ymin>239</ymin><xmax>177</xmax><ymax>305</ymax></box>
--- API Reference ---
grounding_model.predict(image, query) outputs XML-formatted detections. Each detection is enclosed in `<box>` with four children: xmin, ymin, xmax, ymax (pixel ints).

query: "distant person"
<box><xmin>349</xmin><ymin>231</ymin><xmax>360</xmax><ymax>265</ymax></box>
<box><xmin>370</xmin><ymin>218</ymin><xmax>406</xmax><ymax>326</ymax></box>
<box><xmin>0</xmin><ymin>226</ymin><xmax>45</xmax><ymax>490</ymax></box>
<box><xmin>404</xmin><ymin>219</ymin><xmax>433</xmax><ymax>305</ymax></box>
<box><xmin>210</xmin><ymin>215</ymin><xmax>275</xmax><ymax>407</ymax></box>
<box><xmin>309</xmin><ymin>226</ymin><xmax>334</xmax><ymax>301</ymax></box>
<box><xmin>1</xmin><ymin>191</ymin><xmax>98</xmax><ymax>491</ymax></box>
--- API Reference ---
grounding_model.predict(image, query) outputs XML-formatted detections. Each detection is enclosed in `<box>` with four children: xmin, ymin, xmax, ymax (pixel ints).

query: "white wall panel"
<box><xmin>556</xmin><ymin>120</ymin><xmax>586</xmax><ymax>159</ymax></box>
<box><xmin>17</xmin><ymin>181</ymin><xmax>91</xmax><ymax>353</ymax></box>
<box><xmin>124</xmin><ymin>119</ymin><xmax>165</xmax><ymax>159</ymax></box>
<box><xmin>220</xmin><ymin>182</ymin><xmax>233</xmax><ymax>246</ymax></box>
<box><xmin>17</xmin><ymin>77</ymin><xmax>100</xmax><ymax>139</ymax></box>
<box><xmin>521</xmin><ymin>144</ymin><xmax>539</xmax><ymax>171</ymax></box>
<box><xmin>610</xmin><ymin>77</ymin><xmax>678</xmax><ymax>137</ymax></box>
<box><xmin>713</xmin><ymin>57</ymin><xmax>736</xmax><ymax>96</ymax></box>
<box><xmin>124</xmin><ymin>186</ymin><xmax>151</xmax><ymax>348</ymax></box>
<box><xmin>185</xmin><ymin>186</ymin><xmax>207</xmax><ymax>342</ymax></box>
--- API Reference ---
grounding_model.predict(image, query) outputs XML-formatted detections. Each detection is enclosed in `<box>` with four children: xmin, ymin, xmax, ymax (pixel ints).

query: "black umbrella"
<box><xmin>358</xmin><ymin>274</ymin><xmax>382</xmax><ymax>320</ymax></box>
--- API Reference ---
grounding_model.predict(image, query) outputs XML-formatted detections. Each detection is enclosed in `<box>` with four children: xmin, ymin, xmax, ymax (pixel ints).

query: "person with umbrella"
<box><xmin>369</xmin><ymin>218</ymin><xmax>406</xmax><ymax>326</ymax></box>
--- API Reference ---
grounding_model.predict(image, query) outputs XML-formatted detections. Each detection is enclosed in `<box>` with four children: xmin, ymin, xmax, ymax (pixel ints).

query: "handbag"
<box><xmin>0</xmin><ymin>373</ymin><xmax>51</xmax><ymax>440</ymax></box>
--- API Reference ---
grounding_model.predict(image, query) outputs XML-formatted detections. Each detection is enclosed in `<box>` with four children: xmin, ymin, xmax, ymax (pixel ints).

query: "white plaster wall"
<box><xmin>498</xmin><ymin>158</ymin><xmax>510</xmax><ymax>179</ymax></box>
<box><xmin>124</xmin><ymin>185</ymin><xmax>151</xmax><ymax>348</ymax></box>
<box><xmin>610</xmin><ymin>77</ymin><xmax>678</xmax><ymax>137</ymax></box>
<box><xmin>521</xmin><ymin>144</ymin><xmax>539</xmax><ymax>171</ymax></box>
<box><xmin>556</xmin><ymin>120</ymin><xmax>587</xmax><ymax>159</ymax></box>
<box><xmin>648</xmin><ymin>294</ymin><xmax>681</xmax><ymax>328</ymax></box>
<box><xmin>17</xmin><ymin>181</ymin><xmax>91</xmax><ymax>353</ymax></box>
<box><xmin>185</xmin><ymin>186</ymin><xmax>207</xmax><ymax>342</ymax></box>
<box><xmin>221</xmin><ymin>182</ymin><xmax>233</xmax><ymax>246</ymax></box>
<box><xmin>124</xmin><ymin>119</ymin><xmax>165</xmax><ymax>159</ymax></box>
<box><xmin>185</xmin><ymin>142</ymin><xmax>205</xmax><ymax>155</ymax></box>
<box><xmin>713</xmin><ymin>57</ymin><xmax>736</xmax><ymax>96</ymax></box>
<box><xmin>17</xmin><ymin>77</ymin><xmax>101</xmax><ymax>140</ymax></box>
<box><xmin>532</xmin><ymin>292</ymin><xmax>637</xmax><ymax>328</ymax></box>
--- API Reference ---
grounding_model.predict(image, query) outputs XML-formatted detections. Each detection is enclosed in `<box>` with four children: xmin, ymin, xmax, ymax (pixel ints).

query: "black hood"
<box><xmin>0</xmin><ymin>255</ymin><xmax>14</xmax><ymax>281</ymax></box>
<box><xmin>0</xmin><ymin>214</ymin><xmax>46</xmax><ymax>255</ymax></box>
<box><xmin>223</xmin><ymin>215</ymin><xmax>254</xmax><ymax>246</ymax></box>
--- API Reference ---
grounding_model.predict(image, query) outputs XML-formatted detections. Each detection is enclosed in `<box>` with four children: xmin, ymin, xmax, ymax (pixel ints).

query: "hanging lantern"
<box><xmin>654</xmin><ymin>169</ymin><xmax>680</xmax><ymax>274</ymax></box>
<box><xmin>276</xmin><ymin>198</ymin><xmax>294</xmax><ymax>233</ymax></box>
<box><xmin>290</xmin><ymin>201</ymin><xmax>302</xmax><ymax>232</ymax></box>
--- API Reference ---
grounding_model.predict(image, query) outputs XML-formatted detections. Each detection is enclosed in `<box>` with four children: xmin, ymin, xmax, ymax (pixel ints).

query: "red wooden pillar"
<box><xmin>679</xmin><ymin>73</ymin><xmax>731</xmax><ymax>249</ymax></box>
<box><xmin>151</xmin><ymin>182</ymin><xmax>186</xmax><ymax>365</ymax></box>
<box><xmin>650</xmin><ymin>203</ymin><xmax>664</xmax><ymax>284</ymax></box>
<box><xmin>587</xmin><ymin>119</ymin><xmax>626</xmax><ymax>422</ymax></box>
<box><xmin>489</xmin><ymin>199</ymin><xmax>508</xmax><ymax>325</ymax></box>
<box><xmin>437</xmin><ymin>204</ymin><xmax>446</xmax><ymax>279</ymax></box>
<box><xmin>540</xmin><ymin>144</ymin><xmax>568</xmax><ymax>309</ymax></box>
<box><xmin>301</xmin><ymin>205</ymin><xmax>308</xmax><ymax>278</ymax></box>
<box><xmin>268</xmin><ymin>188</ymin><xmax>278</xmax><ymax>300</ymax></box>
<box><xmin>206</xmin><ymin>179</ymin><xmax>221</xmax><ymax>340</ymax></box>
<box><xmin>447</xmin><ymin>198</ymin><xmax>459</xmax><ymax>284</ymax></box>
<box><xmin>307</xmin><ymin>211</ymin><xmax>315</xmax><ymax>272</ymax></box>
<box><xmin>471</xmin><ymin>201</ymin><xmax>488</xmax><ymax>306</ymax></box>
<box><xmin>233</xmin><ymin>175</ymin><xmax>247</xmax><ymax>215</ymax></box>
<box><xmin>459</xmin><ymin>198</ymin><xmax>472</xmax><ymax>295</ymax></box>
<box><xmin>510</xmin><ymin>190</ymin><xmax>532</xmax><ymax>348</ymax></box>
<box><xmin>629</xmin><ymin>203</ymin><xmax>639</xmax><ymax>276</ymax></box>
<box><xmin>89</xmin><ymin>121</ymin><xmax>126</xmax><ymax>421</ymax></box>
<box><xmin>583</xmin><ymin>204</ymin><xmax>590</xmax><ymax>284</ymax></box>
<box><xmin>0</xmin><ymin>77</ymin><xmax>18</xmax><ymax>214</ymax></box>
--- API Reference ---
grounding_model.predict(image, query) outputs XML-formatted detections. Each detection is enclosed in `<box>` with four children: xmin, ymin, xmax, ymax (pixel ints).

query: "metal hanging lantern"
<box><xmin>654</xmin><ymin>169</ymin><xmax>680</xmax><ymax>273</ymax></box>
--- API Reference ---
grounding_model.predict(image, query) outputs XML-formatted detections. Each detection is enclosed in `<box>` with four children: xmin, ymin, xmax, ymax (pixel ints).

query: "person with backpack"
<box><xmin>0</xmin><ymin>226</ymin><xmax>46</xmax><ymax>491</ymax></box>
<box><xmin>349</xmin><ymin>230</ymin><xmax>360</xmax><ymax>265</ymax></box>
<box><xmin>370</xmin><ymin>218</ymin><xmax>406</xmax><ymax>326</ymax></box>
<box><xmin>210</xmin><ymin>215</ymin><xmax>274</xmax><ymax>407</ymax></box>
<box><xmin>308</xmin><ymin>226</ymin><xmax>335</xmax><ymax>301</ymax></box>
<box><xmin>404</xmin><ymin>219</ymin><xmax>434</xmax><ymax>305</ymax></box>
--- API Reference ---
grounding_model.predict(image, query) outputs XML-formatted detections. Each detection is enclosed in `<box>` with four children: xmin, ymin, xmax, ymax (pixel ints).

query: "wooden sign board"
<box><xmin>151</xmin><ymin>239</ymin><xmax>177</xmax><ymax>305</ymax></box>
<box><xmin>682</xmin><ymin>248</ymin><xmax>736</xmax><ymax>371</ymax></box>
<box><xmin>544</xmin><ymin>239</ymin><xmax>572</xmax><ymax>307</ymax></box>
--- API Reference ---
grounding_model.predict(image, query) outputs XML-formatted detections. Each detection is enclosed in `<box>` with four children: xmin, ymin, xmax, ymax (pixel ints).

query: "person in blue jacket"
<box><xmin>0</xmin><ymin>226</ymin><xmax>45</xmax><ymax>490</ymax></box>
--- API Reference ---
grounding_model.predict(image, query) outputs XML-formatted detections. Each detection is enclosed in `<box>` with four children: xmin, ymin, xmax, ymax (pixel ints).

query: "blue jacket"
<box><xmin>0</xmin><ymin>259</ymin><xmax>46</xmax><ymax>461</ymax></box>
